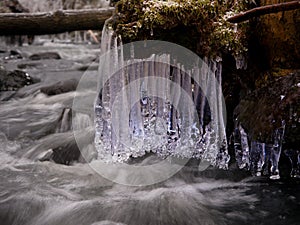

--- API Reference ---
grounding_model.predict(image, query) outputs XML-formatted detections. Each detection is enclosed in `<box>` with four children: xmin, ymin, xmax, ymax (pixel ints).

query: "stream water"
<box><xmin>0</xmin><ymin>36</ymin><xmax>299</xmax><ymax>225</ymax></box>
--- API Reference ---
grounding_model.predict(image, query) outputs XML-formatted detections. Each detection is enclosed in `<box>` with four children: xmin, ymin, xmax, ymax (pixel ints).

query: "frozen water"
<box><xmin>94</xmin><ymin>28</ymin><xmax>229</xmax><ymax>168</ymax></box>
<box><xmin>233</xmin><ymin>124</ymin><xmax>250</xmax><ymax>169</ymax></box>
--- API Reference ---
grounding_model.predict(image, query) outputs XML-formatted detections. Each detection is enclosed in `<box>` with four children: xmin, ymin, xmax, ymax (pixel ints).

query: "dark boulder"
<box><xmin>17</xmin><ymin>62</ymin><xmax>41</xmax><ymax>69</ymax></box>
<box><xmin>52</xmin><ymin>140</ymin><xmax>81</xmax><ymax>165</ymax></box>
<box><xmin>0</xmin><ymin>67</ymin><xmax>34</xmax><ymax>91</ymax></box>
<box><xmin>3</xmin><ymin>49</ymin><xmax>23</xmax><ymax>60</ymax></box>
<box><xmin>29</xmin><ymin>52</ymin><xmax>61</xmax><ymax>61</ymax></box>
<box><xmin>40</xmin><ymin>78</ymin><xmax>78</xmax><ymax>96</ymax></box>
<box><xmin>9</xmin><ymin>49</ymin><xmax>22</xmax><ymax>58</ymax></box>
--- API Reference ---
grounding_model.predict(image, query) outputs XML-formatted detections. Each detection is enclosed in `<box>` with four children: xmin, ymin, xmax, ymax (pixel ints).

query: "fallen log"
<box><xmin>0</xmin><ymin>7</ymin><xmax>114</xmax><ymax>35</ymax></box>
<box><xmin>228</xmin><ymin>0</ymin><xmax>300</xmax><ymax>23</ymax></box>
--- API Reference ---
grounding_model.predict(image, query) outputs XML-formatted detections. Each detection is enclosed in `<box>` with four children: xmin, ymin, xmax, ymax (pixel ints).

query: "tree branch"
<box><xmin>0</xmin><ymin>7</ymin><xmax>114</xmax><ymax>35</ymax></box>
<box><xmin>227</xmin><ymin>1</ymin><xmax>300</xmax><ymax>23</ymax></box>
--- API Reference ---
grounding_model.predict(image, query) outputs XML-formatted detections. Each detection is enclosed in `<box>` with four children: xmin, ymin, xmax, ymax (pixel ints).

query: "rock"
<box><xmin>24</xmin><ymin>128</ymin><xmax>95</xmax><ymax>165</ymax></box>
<box><xmin>40</xmin><ymin>78</ymin><xmax>78</xmax><ymax>96</ymax></box>
<box><xmin>3</xmin><ymin>49</ymin><xmax>23</xmax><ymax>60</ymax></box>
<box><xmin>10</xmin><ymin>49</ymin><xmax>22</xmax><ymax>58</ymax></box>
<box><xmin>51</xmin><ymin>128</ymin><xmax>94</xmax><ymax>165</ymax></box>
<box><xmin>252</xmin><ymin>0</ymin><xmax>300</xmax><ymax>69</ymax></box>
<box><xmin>0</xmin><ymin>68</ymin><xmax>34</xmax><ymax>91</ymax></box>
<box><xmin>37</xmin><ymin>149</ymin><xmax>53</xmax><ymax>162</ymax></box>
<box><xmin>75</xmin><ymin>64</ymin><xmax>99</xmax><ymax>71</ymax></box>
<box><xmin>29</xmin><ymin>52</ymin><xmax>61</xmax><ymax>60</ymax></box>
<box><xmin>17</xmin><ymin>62</ymin><xmax>41</xmax><ymax>69</ymax></box>
<box><xmin>235</xmin><ymin>71</ymin><xmax>300</xmax><ymax>147</ymax></box>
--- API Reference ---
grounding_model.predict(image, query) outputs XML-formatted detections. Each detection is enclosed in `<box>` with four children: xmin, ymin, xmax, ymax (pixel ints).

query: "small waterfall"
<box><xmin>94</xmin><ymin>27</ymin><xmax>229</xmax><ymax>168</ymax></box>
<box><xmin>56</xmin><ymin>108</ymin><xmax>72</xmax><ymax>133</ymax></box>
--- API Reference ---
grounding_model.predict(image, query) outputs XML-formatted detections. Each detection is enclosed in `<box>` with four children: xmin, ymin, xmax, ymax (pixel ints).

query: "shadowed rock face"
<box><xmin>236</xmin><ymin>71</ymin><xmax>300</xmax><ymax>146</ymax></box>
<box><xmin>253</xmin><ymin>0</ymin><xmax>300</xmax><ymax>69</ymax></box>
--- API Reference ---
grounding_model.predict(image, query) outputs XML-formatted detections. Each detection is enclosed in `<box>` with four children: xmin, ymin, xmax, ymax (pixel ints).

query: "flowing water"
<box><xmin>0</xmin><ymin>37</ymin><xmax>299</xmax><ymax>225</ymax></box>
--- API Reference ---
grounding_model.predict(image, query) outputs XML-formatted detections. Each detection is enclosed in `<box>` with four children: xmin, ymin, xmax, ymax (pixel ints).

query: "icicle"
<box><xmin>215</xmin><ymin>58</ymin><xmax>229</xmax><ymax>168</ymax></box>
<box><xmin>168</xmin><ymin>62</ymin><xmax>181</xmax><ymax>138</ymax></box>
<box><xmin>129</xmin><ymin>59</ymin><xmax>145</xmax><ymax>157</ymax></box>
<box><xmin>270</xmin><ymin>120</ymin><xmax>286</xmax><ymax>180</ymax></box>
<box><xmin>95</xmin><ymin>24</ymin><xmax>120</xmax><ymax>162</ymax></box>
<box><xmin>285</xmin><ymin>149</ymin><xmax>300</xmax><ymax>178</ymax></box>
<box><xmin>181</xmin><ymin>67</ymin><xmax>194</xmax><ymax>150</ymax></box>
<box><xmin>250</xmin><ymin>141</ymin><xmax>265</xmax><ymax>176</ymax></box>
<box><xmin>234</xmin><ymin>124</ymin><xmax>250</xmax><ymax>169</ymax></box>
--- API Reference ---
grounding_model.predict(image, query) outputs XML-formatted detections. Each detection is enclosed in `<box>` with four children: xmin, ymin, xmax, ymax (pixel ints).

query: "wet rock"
<box><xmin>51</xmin><ymin>129</ymin><xmax>94</xmax><ymax>165</ymax></box>
<box><xmin>52</xmin><ymin>142</ymin><xmax>81</xmax><ymax>165</ymax></box>
<box><xmin>37</xmin><ymin>149</ymin><xmax>53</xmax><ymax>162</ymax></box>
<box><xmin>3</xmin><ymin>49</ymin><xmax>23</xmax><ymax>60</ymax></box>
<box><xmin>10</xmin><ymin>49</ymin><xmax>22</xmax><ymax>58</ymax></box>
<box><xmin>17</xmin><ymin>62</ymin><xmax>42</xmax><ymax>69</ymax></box>
<box><xmin>29</xmin><ymin>52</ymin><xmax>61</xmax><ymax>61</ymax></box>
<box><xmin>75</xmin><ymin>64</ymin><xmax>99</xmax><ymax>71</ymax></box>
<box><xmin>0</xmin><ymin>67</ymin><xmax>34</xmax><ymax>91</ymax></box>
<box><xmin>40</xmin><ymin>78</ymin><xmax>78</xmax><ymax>96</ymax></box>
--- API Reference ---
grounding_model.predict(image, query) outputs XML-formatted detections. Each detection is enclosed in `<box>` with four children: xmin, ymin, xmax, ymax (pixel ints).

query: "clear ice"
<box><xmin>94</xmin><ymin>27</ymin><xmax>229</xmax><ymax>168</ymax></box>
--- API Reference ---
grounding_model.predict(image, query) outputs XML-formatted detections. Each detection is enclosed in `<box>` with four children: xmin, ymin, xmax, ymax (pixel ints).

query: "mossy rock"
<box><xmin>112</xmin><ymin>0</ymin><xmax>249</xmax><ymax>56</ymax></box>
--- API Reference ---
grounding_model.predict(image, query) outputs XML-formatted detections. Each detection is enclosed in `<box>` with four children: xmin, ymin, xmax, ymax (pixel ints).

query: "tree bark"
<box><xmin>228</xmin><ymin>0</ymin><xmax>300</xmax><ymax>23</ymax></box>
<box><xmin>0</xmin><ymin>7</ymin><xmax>114</xmax><ymax>35</ymax></box>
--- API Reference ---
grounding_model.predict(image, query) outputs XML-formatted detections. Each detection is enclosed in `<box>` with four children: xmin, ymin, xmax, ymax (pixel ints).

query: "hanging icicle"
<box><xmin>94</xmin><ymin>28</ymin><xmax>230</xmax><ymax>169</ymax></box>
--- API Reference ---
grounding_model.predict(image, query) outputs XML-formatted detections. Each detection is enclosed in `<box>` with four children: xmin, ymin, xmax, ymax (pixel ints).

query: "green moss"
<box><xmin>111</xmin><ymin>0</ymin><xmax>250</xmax><ymax>56</ymax></box>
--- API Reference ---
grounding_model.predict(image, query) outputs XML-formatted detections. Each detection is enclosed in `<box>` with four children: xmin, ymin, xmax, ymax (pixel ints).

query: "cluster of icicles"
<box><xmin>93</xmin><ymin>25</ymin><xmax>299</xmax><ymax>179</ymax></box>
<box><xmin>94</xmin><ymin>26</ymin><xmax>229</xmax><ymax>169</ymax></box>
<box><xmin>233</xmin><ymin>120</ymin><xmax>300</xmax><ymax>180</ymax></box>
